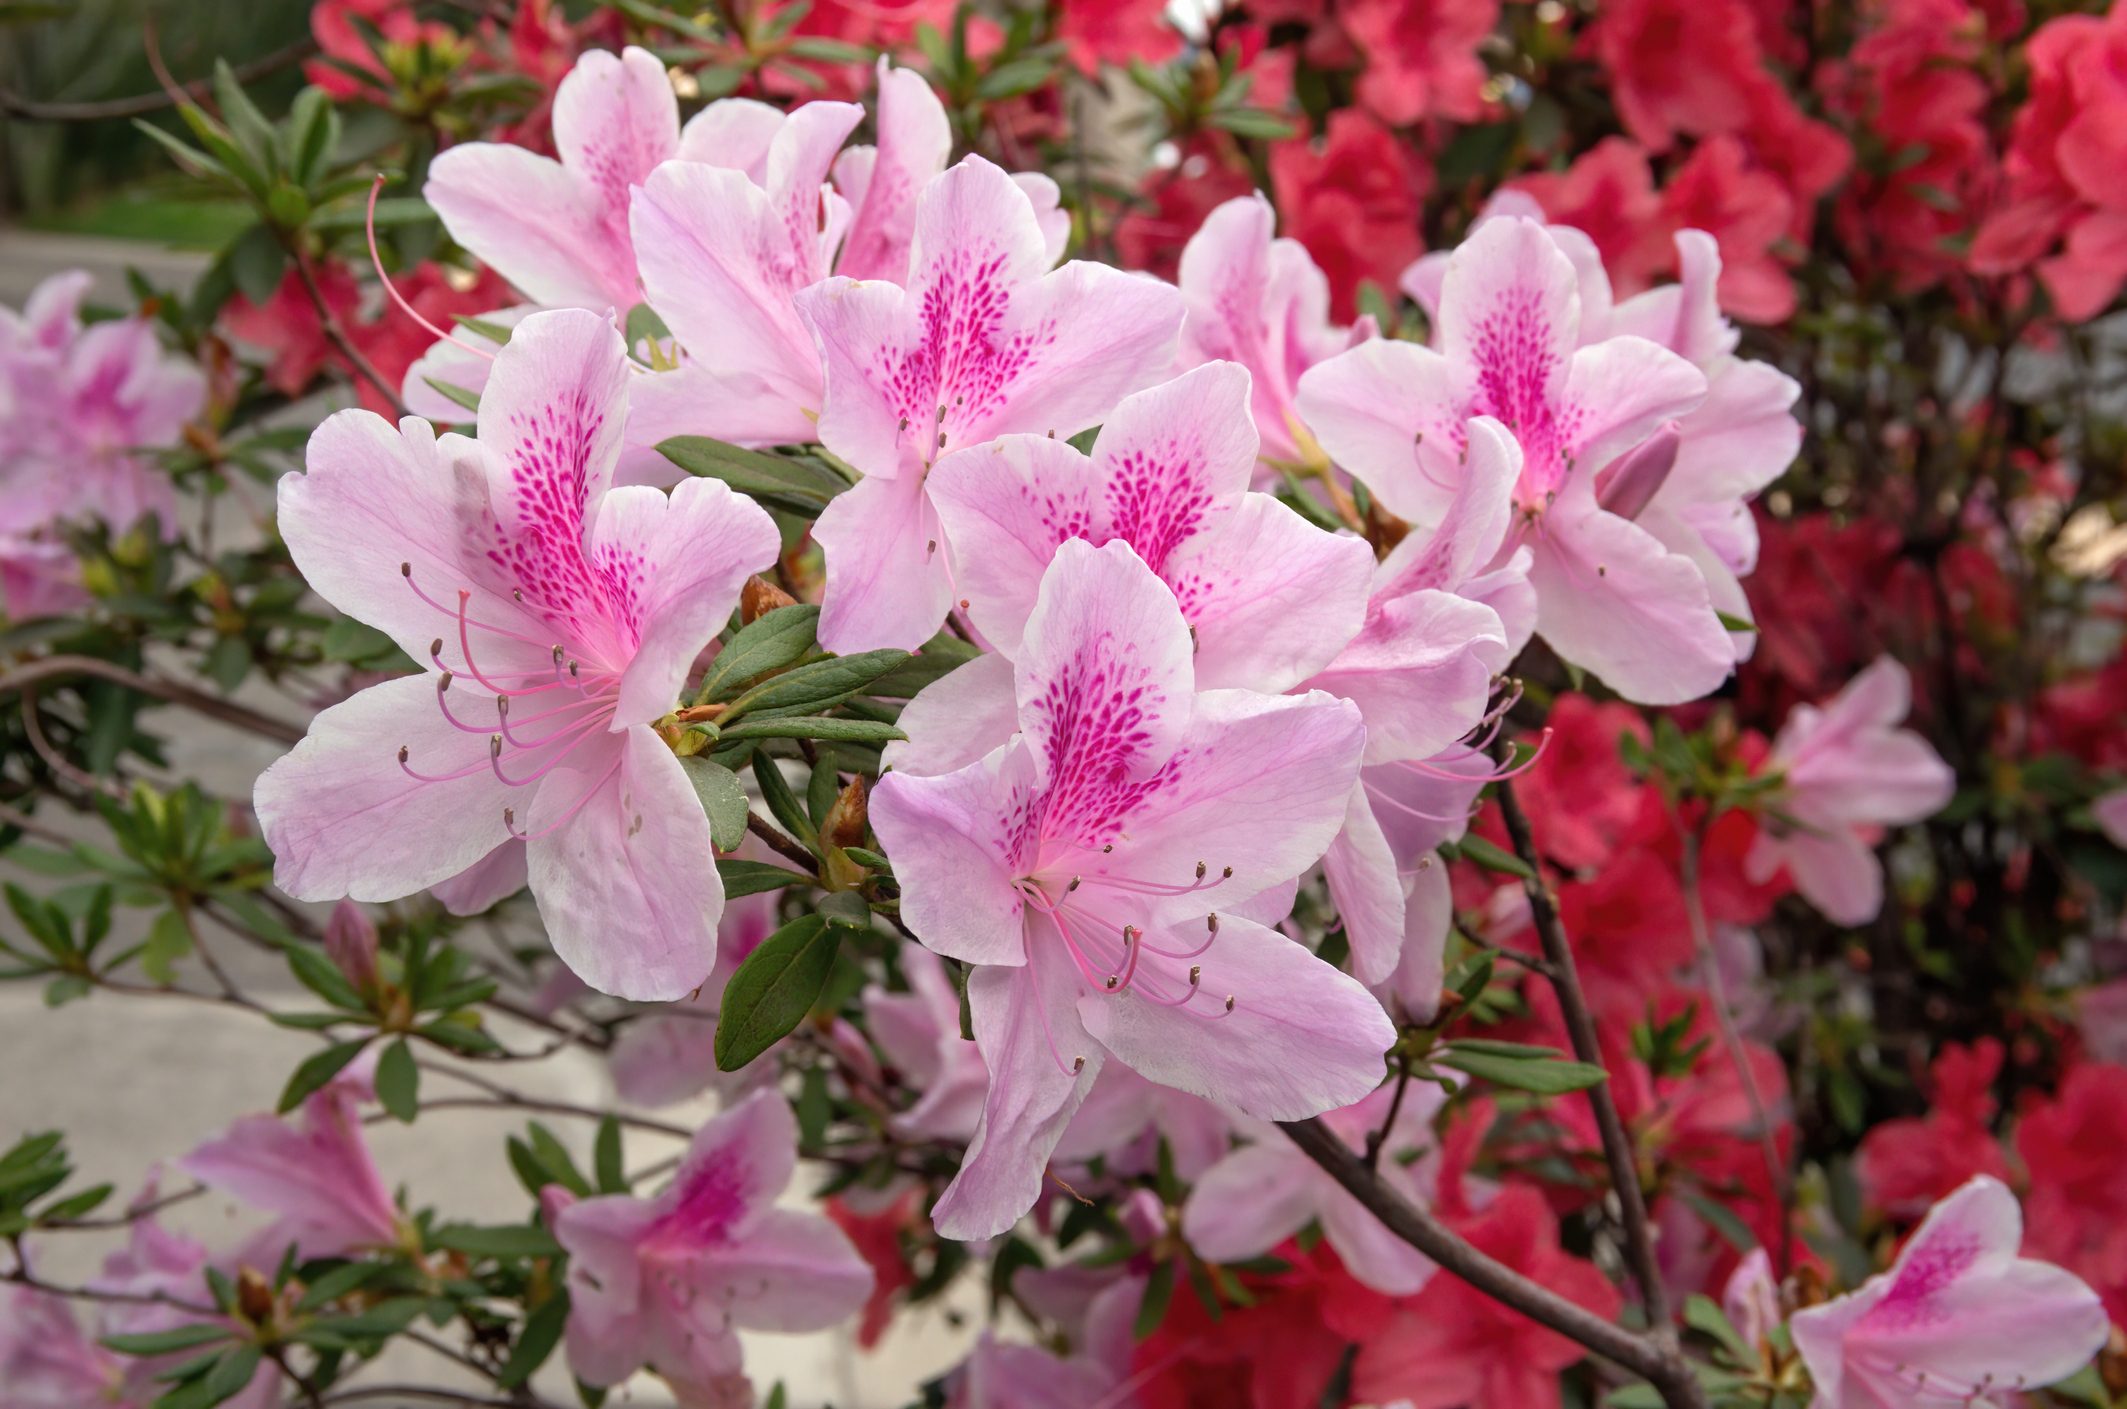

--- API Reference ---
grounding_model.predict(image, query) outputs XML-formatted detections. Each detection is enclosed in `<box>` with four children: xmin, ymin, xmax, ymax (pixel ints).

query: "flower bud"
<box><xmin>1594</xmin><ymin>422</ymin><xmax>1681</xmax><ymax>522</ymax></box>
<box><xmin>235</xmin><ymin>1265</ymin><xmax>277</xmax><ymax>1325</ymax></box>
<box><xmin>324</xmin><ymin>899</ymin><xmax>381</xmax><ymax>998</ymax></box>
<box><xmin>741</xmin><ymin>574</ymin><xmax>797</xmax><ymax>623</ymax></box>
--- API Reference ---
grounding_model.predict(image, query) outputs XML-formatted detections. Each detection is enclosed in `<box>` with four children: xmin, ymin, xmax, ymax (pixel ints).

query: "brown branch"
<box><xmin>0</xmin><ymin>655</ymin><xmax>305</xmax><ymax>745</ymax></box>
<box><xmin>2</xmin><ymin>1265</ymin><xmax>217</xmax><ymax>1316</ymax></box>
<box><xmin>1495</xmin><ymin>774</ymin><xmax>1674</xmax><ymax>1335</ymax></box>
<box><xmin>0</xmin><ymin>36</ymin><xmax>317</xmax><ymax>123</ymax></box>
<box><xmin>745</xmin><ymin>811</ymin><xmax>818</xmax><ymax>872</ymax></box>
<box><xmin>289</xmin><ymin>251</ymin><xmax>410</xmax><ymax>419</ymax></box>
<box><xmin>1280</xmin><ymin>1119</ymin><xmax>1708</xmax><ymax>1408</ymax></box>
<box><xmin>20</xmin><ymin>687</ymin><xmax>124</xmax><ymax>798</ymax></box>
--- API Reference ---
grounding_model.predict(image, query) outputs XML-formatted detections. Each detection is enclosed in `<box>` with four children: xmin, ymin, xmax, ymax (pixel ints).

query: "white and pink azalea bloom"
<box><xmin>552</xmin><ymin>1090</ymin><xmax>872</xmax><ymax>1393</ymax></box>
<box><xmin>796</xmin><ymin>156</ymin><xmax>1185</xmax><ymax>652</ymax></box>
<box><xmin>0</xmin><ymin>269</ymin><xmax>203</xmax><ymax>542</ymax></box>
<box><xmin>946</xmin><ymin>1278</ymin><xmax>1138</xmax><ymax>1409</ymax></box>
<box><xmin>1791</xmin><ymin>1175</ymin><xmax>2108</xmax><ymax>1408</ymax></box>
<box><xmin>1406</xmin><ymin>201</ymin><xmax>1802</xmax><ymax>658</ymax></box>
<box><xmin>1723</xmin><ymin>1248</ymin><xmax>1782</xmax><ymax>1350</ymax></box>
<box><xmin>180</xmin><ymin>1058</ymin><xmax>406</xmax><ymax>1262</ymax></box>
<box><xmin>1745</xmin><ymin>657</ymin><xmax>1956</xmax><ymax>926</ymax></box>
<box><xmin>1054</xmin><ymin>1063</ymin><xmax>1232</xmax><ymax>1186</ymax></box>
<box><xmin>0</xmin><ymin>1283</ymin><xmax>129</xmax><ymax>1408</ymax></box>
<box><xmin>426</xmin><ymin>46</ymin><xmax>684</xmax><ymax>314</ymax></box>
<box><xmin>863</xmin><ymin>943</ymin><xmax>990</xmax><ymax>1144</ymax></box>
<box><xmin>1175</xmin><ymin>192</ymin><xmax>1377</xmax><ymax>474</ymax></box>
<box><xmin>94</xmin><ymin>1210</ymin><xmax>278</xmax><ymax>1409</ymax></box>
<box><xmin>1305</xmin><ymin>418</ymin><xmax>1528</xmax><ymax>997</ymax></box>
<box><xmin>607</xmin><ymin>885</ymin><xmax>786</xmax><ymax>1108</ymax></box>
<box><xmin>869</xmin><ymin>538</ymin><xmax>1393</xmax><ymax>1239</ymax></box>
<box><xmin>1298</xmin><ymin>216</ymin><xmax>1731</xmax><ymax>705</ymax></box>
<box><xmin>0</xmin><ymin>534</ymin><xmax>89</xmax><ymax>621</ymax></box>
<box><xmin>928</xmin><ymin>360</ymin><xmax>1374</xmax><ymax>692</ymax></box>
<box><xmin>254</xmin><ymin>308</ymin><xmax>780</xmax><ymax>1000</ymax></box>
<box><xmin>1182</xmin><ymin>1081</ymin><xmax>1448</xmax><ymax>1295</ymax></box>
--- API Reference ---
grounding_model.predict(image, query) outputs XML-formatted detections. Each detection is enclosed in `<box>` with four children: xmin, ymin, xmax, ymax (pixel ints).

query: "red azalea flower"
<box><xmin>1858</xmin><ymin>1038</ymin><xmax>2014</xmax><ymax>1219</ymax></box>
<box><xmin>1268</xmin><ymin>110</ymin><xmax>1426</xmax><ymax>322</ymax></box>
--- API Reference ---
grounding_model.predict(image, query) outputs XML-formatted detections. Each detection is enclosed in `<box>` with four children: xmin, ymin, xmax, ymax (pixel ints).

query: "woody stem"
<box><xmin>1494</xmin><ymin>773</ymin><xmax>1676</xmax><ymax>1336</ymax></box>
<box><xmin>1278</xmin><ymin>1118</ymin><xmax>1710</xmax><ymax>1408</ymax></box>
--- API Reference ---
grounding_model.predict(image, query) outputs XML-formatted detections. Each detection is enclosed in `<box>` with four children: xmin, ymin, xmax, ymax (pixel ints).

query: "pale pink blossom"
<box><xmin>1722</xmin><ymin>1248</ymin><xmax>1781</xmax><ymax>1349</ymax></box>
<box><xmin>928</xmin><ymin>360</ymin><xmax>1374</xmax><ymax>692</ymax></box>
<box><xmin>607</xmin><ymin>885</ymin><xmax>786</xmax><ymax>1108</ymax></box>
<box><xmin>1174</xmin><ymin>193</ymin><xmax>1377</xmax><ymax>472</ymax></box>
<box><xmin>1301</xmin><ymin>215</ymin><xmax>1729</xmax><ymax>704</ymax></box>
<box><xmin>1746</xmin><ymin>658</ymin><xmax>1956</xmax><ymax>925</ymax></box>
<box><xmin>869</xmin><ymin>538</ymin><xmax>1392</xmax><ymax>1239</ymax></box>
<box><xmin>0</xmin><ymin>534</ymin><xmax>89</xmax><ymax>621</ymax></box>
<box><xmin>0</xmin><ymin>269</ymin><xmax>203</xmax><ymax>542</ymax></box>
<box><xmin>796</xmin><ymin>156</ymin><xmax>1184</xmax><ymax>651</ymax></box>
<box><xmin>0</xmin><ymin>1283</ymin><xmax>129</xmax><ymax>1408</ymax></box>
<box><xmin>945</xmin><ymin>1277</ymin><xmax>1139</xmax><ymax>1409</ymax></box>
<box><xmin>254</xmin><ymin>308</ymin><xmax>780</xmax><ymax>1000</ymax></box>
<box><xmin>1791</xmin><ymin>1175</ymin><xmax>2108</xmax><ymax>1408</ymax></box>
<box><xmin>552</xmin><ymin>1090</ymin><xmax>872</xmax><ymax>1392</ymax></box>
<box><xmin>1183</xmin><ymin>1081</ymin><xmax>1448</xmax><ymax>1294</ymax></box>
<box><xmin>863</xmin><ymin>943</ymin><xmax>989</xmax><ymax>1144</ymax></box>
<box><xmin>180</xmin><ymin>1057</ymin><xmax>406</xmax><ymax>1261</ymax></box>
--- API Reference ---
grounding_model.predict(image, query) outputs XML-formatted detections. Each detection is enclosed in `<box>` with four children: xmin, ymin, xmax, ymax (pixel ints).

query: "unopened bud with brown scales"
<box><xmin>741</xmin><ymin>574</ymin><xmax>797</xmax><ymax>623</ymax></box>
<box><xmin>822</xmin><ymin>776</ymin><xmax>871</xmax><ymax>890</ymax></box>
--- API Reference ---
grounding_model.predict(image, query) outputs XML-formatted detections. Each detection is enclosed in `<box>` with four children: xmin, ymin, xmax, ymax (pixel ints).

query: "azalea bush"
<box><xmin>5</xmin><ymin>1</ymin><xmax>2127</xmax><ymax>1407</ymax></box>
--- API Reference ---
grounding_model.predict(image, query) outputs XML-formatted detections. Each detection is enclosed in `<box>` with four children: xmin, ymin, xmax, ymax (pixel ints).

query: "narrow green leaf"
<box><xmin>142</xmin><ymin>909</ymin><xmax>194</xmax><ymax>985</ymax></box>
<box><xmin>656</xmin><ymin>436</ymin><xmax>847</xmax><ymax>513</ymax></box>
<box><xmin>421</xmin><ymin>377</ymin><xmax>482</xmax><ymax>415</ymax></box>
<box><xmin>277</xmin><ymin>1039</ymin><xmax>370</xmax><ymax>1113</ymax></box>
<box><xmin>103</xmin><ymin>1323</ymin><xmax>233</xmax><ymax>1356</ymax></box>
<box><xmin>429</xmin><ymin>1223</ymin><xmax>564</xmax><ymax>1259</ymax></box>
<box><xmin>593</xmin><ymin>1116</ymin><xmax>624</xmax><ymax>1195</ymax></box>
<box><xmin>699</xmin><ymin>604</ymin><xmax>821</xmax><ymax>702</ymax></box>
<box><xmin>1133</xmin><ymin>1259</ymin><xmax>1176</xmax><ymax>1340</ymax></box>
<box><xmin>717</xmin><ymin>858</ymin><xmax>809</xmax><ymax>897</ymax></box>
<box><xmin>1435</xmin><ymin>1047</ymin><xmax>1608</xmax><ymax>1095</ymax></box>
<box><xmin>499</xmin><ymin>1291</ymin><xmax>570</xmax><ymax>1387</ymax></box>
<box><xmin>714</xmin><ymin>915</ymin><xmax>840</xmax><ymax>1071</ymax></box>
<box><xmin>1456</xmin><ymin>834</ymin><xmax>1535</xmax><ymax>881</ymax></box>
<box><xmin>716</xmin><ymin>716</ymin><xmax>906</xmax><ymax>745</ymax></box>
<box><xmin>721</xmin><ymin>650</ymin><xmax>909</xmax><ymax>722</ymax></box>
<box><xmin>680</xmin><ymin>757</ymin><xmax>751</xmax><ymax>852</ymax></box>
<box><xmin>375</xmin><ymin>1038</ymin><xmax>419</xmax><ymax>1123</ymax></box>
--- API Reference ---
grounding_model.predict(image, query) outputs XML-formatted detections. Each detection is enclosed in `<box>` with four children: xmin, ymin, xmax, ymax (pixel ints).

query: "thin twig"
<box><xmin>0</xmin><ymin>36</ymin><xmax>317</xmax><ymax>122</ymax></box>
<box><xmin>2</xmin><ymin>1265</ymin><xmax>217</xmax><ymax>1316</ymax></box>
<box><xmin>1495</xmin><ymin>774</ymin><xmax>1674</xmax><ymax>1335</ymax></box>
<box><xmin>20</xmin><ymin>688</ymin><xmax>124</xmax><ymax>798</ymax></box>
<box><xmin>0</xmin><ymin>655</ymin><xmax>305</xmax><ymax>744</ymax></box>
<box><xmin>289</xmin><ymin>250</ymin><xmax>409</xmax><ymax>418</ymax></box>
<box><xmin>745</xmin><ymin>811</ymin><xmax>818</xmax><ymax>872</ymax></box>
<box><xmin>1280</xmin><ymin>1119</ymin><xmax>1709</xmax><ymax>1408</ymax></box>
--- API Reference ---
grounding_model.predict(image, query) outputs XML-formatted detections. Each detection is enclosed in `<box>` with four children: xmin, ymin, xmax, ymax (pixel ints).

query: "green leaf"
<box><xmin>415</xmin><ymin>1019</ymin><xmax>503</xmax><ymax>1055</ymax></box>
<box><xmin>43</xmin><ymin>974</ymin><xmax>90</xmax><ymax>1007</ymax></box>
<box><xmin>421</xmin><ymin>377</ymin><xmax>482</xmax><ymax>415</ymax></box>
<box><xmin>297</xmin><ymin>1259</ymin><xmax>390</xmax><ymax>1311</ymax></box>
<box><xmin>277</xmin><ymin>1038</ymin><xmax>370</xmax><ymax>1113</ymax></box>
<box><xmin>721</xmin><ymin>649</ymin><xmax>909</xmax><ymax>721</ymax></box>
<box><xmin>680</xmin><ymin>757</ymin><xmax>751</xmax><ymax>852</ymax></box>
<box><xmin>1683</xmin><ymin>1292</ymin><xmax>1753</xmax><ymax>1364</ymax></box>
<box><xmin>375</xmin><ymin>1038</ymin><xmax>419</xmax><ymax>1123</ymax></box>
<box><xmin>699</xmin><ymin>604</ymin><xmax>822</xmax><ymax>702</ymax></box>
<box><xmin>1441</xmin><ymin>1038</ymin><xmax>1563</xmax><ymax>1059</ymax></box>
<box><xmin>1714</xmin><ymin>610</ymin><xmax>1758</xmax><ymax>633</ymax></box>
<box><xmin>1436</xmin><ymin>1047</ymin><xmax>1608</xmax><ymax>1095</ymax></box>
<box><xmin>225</xmin><ymin>223</ymin><xmax>287</xmax><ymax>307</ymax></box>
<box><xmin>198</xmin><ymin>1343</ymin><xmax>264</xmax><ymax>1404</ymax></box>
<box><xmin>285</xmin><ymin>943</ymin><xmax>363</xmax><ymax>1011</ymax></box>
<box><xmin>976</xmin><ymin>56</ymin><xmax>1055</xmax><ymax>100</ymax></box>
<box><xmin>1206</xmin><ymin>106</ymin><xmax>1296</xmax><ymax>140</ymax></box>
<box><xmin>716</xmin><ymin>716</ymin><xmax>906</xmax><ymax>745</ymax></box>
<box><xmin>752</xmin><ymin>755</ymin><xmax>815</xmax><ymax>845</ymax></box>
<box><xmin>715</xmin><ymin>915</ymin><xmax>841</xmax><ymax>1071</ymax></box>
<box><xmin>656</xmin><ymin>436</ymin><xmax>848</xmax><ymax>514</ymax></box>
<box><xmin>103</xmin><ymin>1323</ymin><xmax>233</xmax><ymax>1356</ymax></box>
<box><xmin>429</xmin><ymin>1222</ymin><xmax>564</xmax><ymax>1259</ymax></box>
<box><xmin>593</xmin><ymin>1116</ymin><xmax>625</xmax><ymax>1195</ymax></box>
<box><xmin>142</xmin><ymin>909</ymin><xmax>194</xmax><ymax>985</ymax></box>
<box><xmin>869</xmin><ymin>635</ymin><xmax>980</xmax><ymax>697</ymax></box>
<box><xmin>499</xmin><ymin>1291</ymin><xmax>570</xmax><ymax>1387</ymax></box>
<box><xmin>1455</xmin><ymin>834</ymin><xmax>1535</xmax><ymax>881</ymax></box>
<box><xmin>1133</xmin><ymin>1258</ymin><xmax>1176</xmax><ymax>1340</ymax></box>
<box><xmin>718</xmin><ymin>858</ymin><xmax>809</xmax><ymax>897</ymax></box>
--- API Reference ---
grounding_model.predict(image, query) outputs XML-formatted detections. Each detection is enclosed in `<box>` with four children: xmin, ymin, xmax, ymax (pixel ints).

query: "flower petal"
<box><xmin>255</xmin><ymin>673</ymin><xmax>515</xmax><ymax>903</ymax></box>
<box><xmin>1171</xmin><ymin>493</ymin><xmax>1375</xmax><ymax>694</ymax></box>
<box><xmin>927</xmin><ymin>433</ymin><xmax>1103</xmax><ymax>658</ymax></box>
<box><xmin>1322</xmin><ymin>783</ymin><xmax>1407</xmax><ymax>986</ymax></box>
<box><xmin>835</xmin><ymin>62</ymin><xmax>951</xmax><ymax>283</ymax></box>
<box><xmin>869</xmin><ymin>741</ymin><xmax>1038</xmax><ymax>967</ymax></box>
<box><xmin>1308</xmin><ymin>589</ymin><xmax>1508</xmax><ymax>765</ymax></box>
<box><xmin>882</xmin><ymin>651</ymin><xmax>1021</xmax><ymax>778</ymax></box>
<box><xmin>813</xmin><ymin>465</ymin><xmax>956</xmax><ymax>653</ymax></box>
<box><xmin>430</xmin><ymin>840</ymin><xmax>528</xmax><ymax>915</ymax></box>
<box><xmin>1078</xmin><ymin>913</ymin><xmax>1392</xmax><ymax>1120</ymax></box>
<box><xmin>688</xmin><ymin>1210</ymin><xmax>874</xmax><ymax>1332</ymax></box>
<box><xmin>1181</xmin><ymin>1140</ymin><xmax>1322</xmax><ymax>1263</ymax></box>
<box><xmin>525</xmin><ymin>727</ymin><xmax>720</xmax><ymax>1000</ymax></box>
<box><xmin>1294</xmin><ymin>338</ymin><xmax>1472</xmax><ymax>525</ymax></box>
<box><xmin>426</xmin><ymin>144</ymin><xmax>629</xmax><ymax>311</ymax></box>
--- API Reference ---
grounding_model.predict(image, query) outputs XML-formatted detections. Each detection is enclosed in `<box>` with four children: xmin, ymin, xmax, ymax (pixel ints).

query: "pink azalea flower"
<box><xmin>863</xmin><ymin>943</ymin><xmax>990</xmax><ymax>1144</ymax></box>
<box><xmin>796</xmin><ymin>155</ymin><xmax>1184</xmax><ymax>651</ymax></box>
<box><xmin>869</xmin><ymin>538</ymin><xmax>1392</xmax><ymax>1239</ymax></box>
<box><xmin>0</xmin><ymin>269</ymin><xmax>203</xmax><ymax>542</ymax></box>
<box><xmin>0</xmin><ymin>1283</ymin><xmax>128</xmax><ymax>1408</ymax></box>
<box><xmin>426</xmin><ymin>46</ymin><xmax>683</xmax><ymax>313</ymax></box>
<box><xmin>1791</xmin><ymin>1175</ymin><xmax>2109</xmax><ymax>1408</ymax></box>
<box><xmin>552</xmin><ymin>1090</ymin><xmax>872</xmax><ymax>1392</ymax></box>
<box><xmin>1299</xmin><ymin>215</ymin><xmax>1730</xmax><ymax>705</ymax></box>
<box><xmin>1723</xmin><ymin>1247</ymin><xmax>1781</xmax><ymax>1350</ymax></box>
<box><xmin>94</xmin><ymin>1210</ymin><xmax>278</xmax><ymax>1409</ymax></box>
<box><xmin>1174</xmin><ymin>193</ymin><xmax>1378</xmax><ymax>473</ymax></box>
<box><xmin>1306</xmin><ymin>419</ymin><xmax>1528</xmax><ymax>994</ymax></box>
<box><xmin>253</xmin><ymin>308</ymin><xmax>780</xmax><ymax>999</ymax></box>
<box><xmin>929</xmin><ymin>361</ymin><xmax>1374</xmax><ymax>692</ymax></box>
<box><xmin>180</xmin><ymin>1057</ymin><xmax>406</xmax><ymax>1261</ymax></box>
<box><xmin>0</xmin><ymin>533</ymin><xmax>89</xmax><ymax>621</ymax></box>
<box><xmin>1183</xmin><ymin>1081</ymin><xmax>1448</xmax><ymax>1294</ymax></box>
<box><xmin>946</xmin><ymin>1279</ymin><xmax>1138</xmax><ymax>1409</ymax></box>
<box><xmin>1745</xmin><ymin>658</ymin><xmax>1955</xmax><ymax>925</ymax></box>
<box><xmin>607</xmin><ymin>886</ymin><xmax>786</xmax><ymax>1108</ymax></box>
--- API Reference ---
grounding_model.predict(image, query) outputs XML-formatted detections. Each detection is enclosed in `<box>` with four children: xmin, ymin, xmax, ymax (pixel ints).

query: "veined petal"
<box><xmin>1322</xmin><ymin>783</ymin><xmax>1407</xmax><ymax>986</ymax></box>
<box><xmin>1169</xmin><ymin>492</ymin><xmax>1374</xmax><ymax>693</ymax></box>
<box><xmin>975</xmin><ymin>259</ymin><xmax>1183</xmax><ymax>449</ymax></box>
<box><xmin>1092</xmin><ymin>362</ymin><xmax>1260</xmax><ymax>549</ymax></box>
<box><xmin>1527</xmin><ymin>494</ymin><xmax>1734</xmax><ymax>706</ymax></box>
<box><xmin>666</xmin><ymin>1090</ymin><xmax>799</xmax><ymax>1231</ymax></box>
<box><xmin>676</xmin><ymin>97</ymin><xmax>784</xmax><ymax>176</ymax></box>
<box><xmin>525</xmin><ymin>727</ymin><xmax>719</xmax><ymax>1000</ymax></box>
<box><xmin>1558</xmin><ymin>335</ymin><xmax>1708</xmax><ymax>476</ymax></box>
<box><xmin>813</xmin><ymin>467</ymin><xmax>956</xmax><ymax>653</ymax></box>
<box><xmin>835</xmin><ymin>62</ymin><xmax>950</xmax><ymax>283</ymax></box>
<box><xmin>256</xmin><ymin>673</ymin><xmax>515</xmax><ymax>903</ymax></box>
<box><xmin>552</xmin><ymin>46</ymin><xmax>679</xmax><ymax>216</ymax></box>
<box><xmin>591</xmin><ymin>477</ymin><xmax>780</xmax><ymax>726</ymax></box>
<box><xmin>430</xmin><ymin>839</ymin><xmax>528</xmax><ymax>916</ymax></box>
<box><xmin>932</xmin><ymin>946</ymin><xmax>1104</xmax><ymax>1240</ymax></box>
<box><xmin>1308</xmin><ymin>589</ymin><xmax>1508</xmax><ymax>765</ymax></box>
<box><xmin>1078</xmin><ymin>913</ymin><xmax>1391</xmax><ymax>1120</ymax></box>
<box><xmin>426</xmin><ymin>144</ymin><xmax>628</xmax><ymax>311</ymax></box>
<box><xmin>1294</xmin><ymin>338</ymin><xmax>1472</xmax><ymax>526</ymax></box>
<box><xmin>882</xmin><ymin>651</ymin><xmax>1021</xmax><ymax>778</ymax></box>
<box><xmin>1433</xmin><ymin>216</ymin><xmax>1583</xmax><ymax>422</ymax></box>
<box><xmin>476</xmin><ymin>308</ymin><xmax>632</xmax><ymax>539</ymax></box>
<box><xmin>928</xmin><ymin>434</ymin><xmax>1103</xmax><ymax>657</ymax></box>
<box><xmin>869</xmin><ymin>742</ymin><xmax>1039</xmax><ymax>967</ymax></box>
<box><xmin>1372</xmin><ymin>415</ymin><xmax>1522</xmax><ymax>600</ymax></box>
<box><xmin>1181</xmin><ymin>1140</ymin><xmax>1323</xmax><ymax>1263</ymax></box>
<box><xmin>686</xmin><ymin>1209</ymin><xmax>873</xmax><ymax>1332</ymax></box>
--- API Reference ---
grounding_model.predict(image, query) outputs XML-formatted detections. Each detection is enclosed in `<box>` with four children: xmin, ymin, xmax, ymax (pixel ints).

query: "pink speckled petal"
<box><xmin>662</xmin><ymin>1091</ymin><xmax>798</xmax><ymax>1235</ymax></box>
<box><xmin>835</xmin><ymin>63</ymin><xmax>950</xmax><ymax>282</ymax></box>
<box><xmin>552</xmin><ymin>46</ymin><xmax>678</xmax><ymax>215</ymax></box>
<box><xmin>1433</xmin><ymin>215</ymin><xmax>1583</xmax><ymax>400</ymax></box>
<box><xmin>525</xmin><ymin>727</ymin><xmax>718</xmax><ymax>1001</ymax></box>
<box><xmin>476</xmin><ymin>308</ymin><xmax>632</xmax><ymax>535</ymax></box>
<box><xmin>882</xmin><ymin>650</ymin><xmax>1021</xmax><ymax>778</ymax></box>
<box><xmin>869</xmin><ymin>741</ymin><xmax>1038</xmax><ymax>968</ymax></box>
<box><xmin>426</xmin><ymin>143</ymin><xmax>630</xmax><ymax>312</ymax></box>
<box><xmin>1093</xmin><ymin>362</ymin><xmax>1259</xmax><ymax>541</ymax></box>
<box><xmin>928</xmin><ymin>434</ymin><xmax>1103</xmax><ymax>657</ymax></box>
<box><xmin>1559</xmin><ymin>335</ymin><xmax>1708</xmax><ymax>478</ymax></box>
<box><xmin>814</xmin><ymin>466</ymin><xmax>956</xmax><ymax>653</ymax></box>
<box><xmin>1170</xmin><ymin>492</ymin><xmax>1374</xmax><ymax>694</ymax></box>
